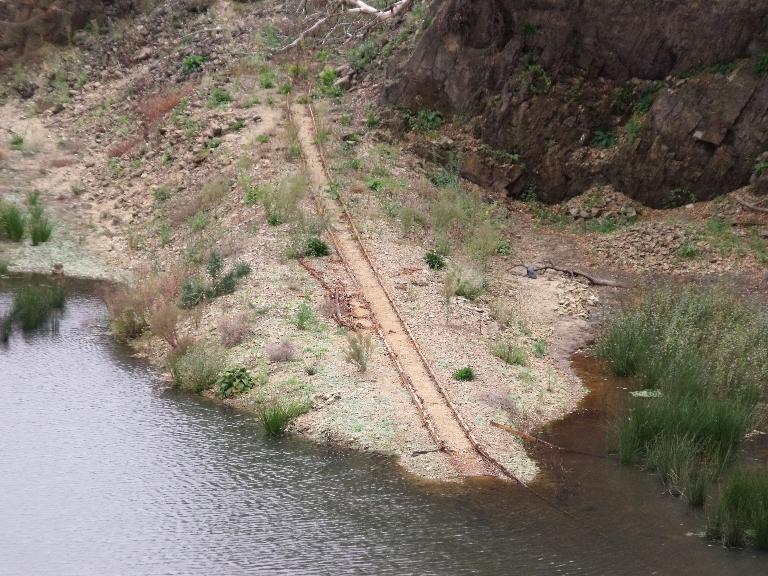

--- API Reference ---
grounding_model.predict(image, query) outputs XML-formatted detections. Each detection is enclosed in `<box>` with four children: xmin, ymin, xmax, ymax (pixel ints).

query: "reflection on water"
<box><xmin>0</xmin><ymin>279</ymin><xmax>765</xmax><ymax>575</ymax></box>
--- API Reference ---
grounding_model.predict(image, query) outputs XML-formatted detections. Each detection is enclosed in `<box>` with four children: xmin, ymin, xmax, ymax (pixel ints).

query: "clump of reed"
<box><xmin>3</xmin><ymin>285</ymin><xmax>66</xmax><ymax>333</ymax></box>
<box><xmin>259</xmin><ymin>399</ymin><xmax>311</xmax><ymax>436</ymax></box>
<box><xmin>596</xmin><ymin>288</ymin><xmax>767</xmax><ymax>518</ymax></box>
<box><xmin>708</xmin><ymin>470</ymin><xmax>768</xmax><ymax>549</ymax></box>
<box><xmin>0</xmin><ymin>202</ymin><xmax>25</xmax><ymax>241</ymax></box>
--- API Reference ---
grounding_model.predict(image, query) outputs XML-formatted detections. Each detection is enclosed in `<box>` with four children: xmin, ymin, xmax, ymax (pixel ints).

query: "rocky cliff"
<box><xmin>384</xmin><ymin>0</ymin><xmax>768</xmax><ymax>206</ymax></box>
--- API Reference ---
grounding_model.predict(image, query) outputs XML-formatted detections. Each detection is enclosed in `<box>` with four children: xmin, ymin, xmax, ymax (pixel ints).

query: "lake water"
<box><xmin>1</xmin><ymin>278</ymin><xmax>765</xmax><ymax>575</ymax></box>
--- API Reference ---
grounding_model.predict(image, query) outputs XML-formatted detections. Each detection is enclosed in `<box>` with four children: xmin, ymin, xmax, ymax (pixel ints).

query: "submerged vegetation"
<box><xmin>1</xmin><ymin>284</ymin><xmax>66</xmax><ymax>338</ymax></box>
<box><xmin>597</xmin><ymin>288</ymin><xmax>768</xmax><ymax>547</ymax></box>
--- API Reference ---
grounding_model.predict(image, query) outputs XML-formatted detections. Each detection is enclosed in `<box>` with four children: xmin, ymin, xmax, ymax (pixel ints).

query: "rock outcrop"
<box><xmin>385</xmin><ymin>0</ymin><xmax>768</xmax><ymax>206</ymax></box>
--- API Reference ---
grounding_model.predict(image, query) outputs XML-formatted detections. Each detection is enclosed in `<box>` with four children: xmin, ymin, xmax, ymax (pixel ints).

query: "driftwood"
<box><xmin>520</xmin><ymin>261</ymin><xmax>629</xmax><ymax>288</ymax></box>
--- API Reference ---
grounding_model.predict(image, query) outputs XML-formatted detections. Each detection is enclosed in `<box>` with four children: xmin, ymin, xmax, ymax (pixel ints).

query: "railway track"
<box><xmin>287</xmin><ymin>98</ymin><xmax>523</xmax><ymax>482</ymax></box>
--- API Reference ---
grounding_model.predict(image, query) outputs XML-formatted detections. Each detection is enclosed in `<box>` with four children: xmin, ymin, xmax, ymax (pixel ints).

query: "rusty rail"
<box><xmin>285</xmin><ymin>97</ymin><xmax>448</xmax><ymax>455</ymax></box>
<box><xmin>295</xmin><ymin>95</ymin><xmax>525</xmax><ymax>483</ymax></box>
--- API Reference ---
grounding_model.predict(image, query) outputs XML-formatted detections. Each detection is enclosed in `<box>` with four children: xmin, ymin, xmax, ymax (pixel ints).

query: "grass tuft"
<box><xmin>169</xmin><ymin>342</ymin><xmax>225</xmax><ymax>393</ymax></box>
<box><xmin>453</xmin><ymin>366</ymin><xmax>475</xmax><ymax>381</ymax></box>
<box><xmin>492</xmin><ymin>340</ymin><xmax>529</xmax><ymax>366</ymax></box>
<box><xmin>259</xmin><ymin>400</ymin><xmax>311</xmax><ymax>437</ymax></box>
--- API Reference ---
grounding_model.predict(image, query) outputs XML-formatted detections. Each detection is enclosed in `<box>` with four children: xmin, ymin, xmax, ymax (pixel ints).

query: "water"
<box><xmin>0</xmin><ymin>278</ymin><xmax>765</xmax><ymax>575</ymax></box>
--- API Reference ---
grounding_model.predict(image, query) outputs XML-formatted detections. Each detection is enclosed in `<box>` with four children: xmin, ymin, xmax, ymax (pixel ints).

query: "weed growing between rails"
<box><xmin>597</xmin><ymin>287</ymin><xmax>768</xmax><ymax>547</ymax></box>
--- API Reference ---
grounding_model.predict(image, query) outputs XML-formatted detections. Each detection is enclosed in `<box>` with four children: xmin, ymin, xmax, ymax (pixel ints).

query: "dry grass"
<box><xmin>169</xmin><ymin>176</ymin><xmax>231</xmax><ymax>225</ymax></box>
<box><xmin>149</xmin><ymin>302</ymin><xmax>181</xmax><ymax>349</ymax></box>
<box><xmin>266</xmin><ymin>340</ymin><xmax>296</xmax><ymax>363</ymax></box>
<box><xmin>107</xmin><ymin>136</ymin><xmax>143</xmax><ymax>158</ymax></box>
<box><xmin>140</xmin><ymin>85</ymin><xmax>194</xmax><ymax>129</ymax></box>
<box><xmin>219</xmin><ymin>312</ymin><xmax>252</xmax><ymax>347</ymax></box>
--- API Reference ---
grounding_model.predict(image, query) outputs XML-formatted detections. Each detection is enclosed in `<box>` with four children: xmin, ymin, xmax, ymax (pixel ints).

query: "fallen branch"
<box><xmin>491</xmin><ymin>421</ymin><xmax>607</xmax><ymax>459</ymax></box>
<box><xmin>280</xmin><ymin>0</ymin><xmax>415</xmax><ymax>50</ymax></box>
<box><xmin>525</xmin><ymin>261</ymin><xmax>630</xmax><ymax>288</ymax></box>
<box><xmin>735</xmin><ymin>194</ymin><xmax>768</xmax><ymax>214</ymax></box>
<box><xmin>491</xmin><ymin>421</ymin><xmax>559</xmax><ymax>449</ymax></box>
<box><xmin>343</xmin><ymin>0</ymin><xmax>414</xmax><ymax>18</ymax></box>
<box><xmin>279</xmin><ymin>15</ymin><xmax>332</xmax><ymax>51</ymax></box>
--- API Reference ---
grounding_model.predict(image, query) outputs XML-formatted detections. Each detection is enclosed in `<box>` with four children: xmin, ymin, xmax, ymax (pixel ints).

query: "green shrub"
<box><xmin>259</xmin><ymin>400</ymin><xmax>311</xmax><ymax>436</ymax></box>
<box><xmin>754</xmin><ymin>159</ymin><xmax>768</xmax><ymax>177</ymax></box>
<box><xmin>407</xmin><ymin>109</ymin><xmax>444</xmax><ymax>132</ymax></box>
<box><xmin>169</xmin><ymin>342</ymin><xmax>225</xmax><ymax>393</ymax></box>
<box><xmin>1</xmin><ymin>204</ymin><xmax>25</xmax><ymax>241</ymax></box>
<box><xmin>216</xmin><ymin>366</ymin><xmax>256</xmax><ymax>398</ymax></box>
<box><xmin>678</xmin><ymin>241</ymin><xmax>698</xmax><ymax>258</ymax></box>
<box><xmin>591</xmin><ymin>130</ymin><xmax>617</xmax><ymax>149</ymax></box>
<box><xmin>207</xmin><ymin>88</ymin><xmax>232</xmax><ymax>107</ymax></box>
<box><xmin>453</xmin><ymin>366</ymin><xmax>475</xmax><ymax>381</ymax></box>
<box><xmin>316</xmin><ymin>68</ymin><xmax>342</xmax><ymax>98</ymax></box>
<box><xmin>10</xmin><ymin>134</ymin><xmax>23</xmax><ymax>150</ymax></box>
<box><xmin>427</xmin><ymin>169</ymin><xmax>459</xmax><ymax>188</ymax></box>
<box><xmin>259</xmin><ymin>66</ymin><xmax>276</xmax><ymax>89</ymax></box>
<box><xmin>206</xmin><ymin>250</ymin><xmax>224</xmax><ymax>279</ymax></box>
<box><xmin>492</xmin><ymin>341</ymin><xmax>529</xmax><ymax>366</ymax></box>
<box><xmin>753</xmin><ymin>54</ymin><xmax>768</xmax><ymax>76</ymax></box>
<box><xmin>305</xmin><ymin>236</ymin><xmax>330</xmax><ymax>257</ymax></box>
<box><xmin>532</xmin><ymin>338</ymin><xmax>547</xmax><ymax>358</ymax></box>
<box><xmin>348</xmin><ymin>37</ymin><xmax>380</xmax><ymax>71</ymax></box>
<box><xmin>425</xmin><ymin>250</ymin><xmax>445</xmax><ymax>270</ymax></box>
<box><xmin>180</xmin><ymin>278</ymin><xmax>212</xmax><ymax>309</ymax></box>
<box><xmin>295</xmin><ymin>299</ymin><xmax>316</xmax><ymax>330</ymax></box>
<box><xmin>0</xmin><ymin>260</ymin><xmax>8</xmax><ymax>274</ymax></box>
<box><xmin>182</xmin><ymin>54</ymin><xmax>205</xmax><ymax>73</ymax></box>
<box><xmin>154</xmin><ymin>186</ymin><xmax>172</xmax><ymax>203</ymax></box>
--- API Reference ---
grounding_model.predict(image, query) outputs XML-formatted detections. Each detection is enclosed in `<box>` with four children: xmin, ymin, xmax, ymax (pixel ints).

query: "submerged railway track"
<box><xmin>288</xmin><ymin>98</ymin><xmax>523</xmax><ymax>483</ymax></box>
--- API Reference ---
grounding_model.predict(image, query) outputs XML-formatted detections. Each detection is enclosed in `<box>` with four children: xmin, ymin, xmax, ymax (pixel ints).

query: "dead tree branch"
<box><xmin>279</xmin><ymin>0</ymin><xmax>416</xmax><ymax>51</ymax></box>
<box><xmin>735</xmin><ymin>193</ymin><xmax>768</xmax><ymax>214</ymax></box>
<box><xmin>518</xmin><ymin>261</ymin><xmax>630</xmax><ymax>288</ymax></box>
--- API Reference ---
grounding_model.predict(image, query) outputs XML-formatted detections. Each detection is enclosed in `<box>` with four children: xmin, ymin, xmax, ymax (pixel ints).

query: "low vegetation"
<box><xmin>1</xmin><ymin>285</ymin><xmax>66</xmax><ymax>337</ymax></box>
<box><xmin>259</xmin><ymin>399</ymin><xmax>311</xmax><ymax>437</ymax></box>
<box><xmin>709</xmin><ymin>470</ymin><xmax>768</xmax><ymax>549</ymax></box>
<box><xmin>597</xmin><ymin>288</ymin><xmax>768</xmax><ymax>546</ymax></box>
<box><xmin>453</xmin><ymin>366</ymin><xmax>475</xmax><ymax>381</ymax></box>
<box><xmin>179</xmin><ymin>252</ymin><xmax>251</xmax><ymax>309</ymax></box>
<box><xmin>492</xmin><ymin>340</ymin><xmax>529</xmax><ymax>366</ymax></box>
<box><xmin>344</xmin><ymin>330</ymin><xmax>372</xmax><ymax>372</ymax></box>
<box><xmin>216</xmin><ymin>366</ymin><xmax>256</xmax><ymax>399</ymax></box>
<box><xmin>169</xmin><ymin>341</ymin><xmax>226</xmax><ymax>393</ymax></box>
